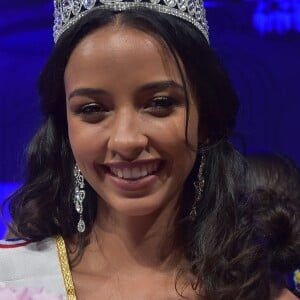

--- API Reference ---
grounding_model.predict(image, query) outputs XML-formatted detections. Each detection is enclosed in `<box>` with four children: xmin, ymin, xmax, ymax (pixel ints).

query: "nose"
<box><xmin>107</xmin><ymin>108</ymin><xmax>148</xmax><ymax>160</ymax></box>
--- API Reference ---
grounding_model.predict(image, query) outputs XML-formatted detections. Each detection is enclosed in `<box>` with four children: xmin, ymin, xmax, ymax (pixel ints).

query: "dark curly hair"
<box><xmin>1</xmin><ymin>8</ymin><xmax>281</xmax><ymax>299</ymax></box>
<box><xmin>245</xmin><ymin>153</ymin><xmax>300</xmax><ymax>296</ymax></box>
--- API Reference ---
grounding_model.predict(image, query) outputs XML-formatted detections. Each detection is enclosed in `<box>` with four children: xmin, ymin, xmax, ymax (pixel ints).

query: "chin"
<box><xmin>99</xmin><ymin>194</ymin><xmax>169</xmax><ymax>218</ymax></box>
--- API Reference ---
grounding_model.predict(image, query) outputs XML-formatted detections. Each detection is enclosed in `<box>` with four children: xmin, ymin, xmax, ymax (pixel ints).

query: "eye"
<box><xmin>79</xmin><ymin>103</ymin><xmax>107</xmax><ymax>114</ymax></box>
<box><xmin>145</xmin><ymin>96</ymin><xmax>179</xmax><ymax>116</ymax></box>
<box><xmin>77</xmin><ymin>103</ymin><xmax>109</xmax><ymax>123</ymax></box>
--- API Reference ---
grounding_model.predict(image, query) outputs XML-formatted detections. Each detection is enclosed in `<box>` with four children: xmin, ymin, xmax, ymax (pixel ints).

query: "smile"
<box><xmin>103</xmin><ymin>160</ymin><xmax>162</xmax><ymax>181</ymax></box>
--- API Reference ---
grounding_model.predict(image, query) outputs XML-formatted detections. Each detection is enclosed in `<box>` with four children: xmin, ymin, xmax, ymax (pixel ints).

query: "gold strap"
<box><xmin>55</xmin><ymin>235</ymin><xmax>77</xmax><ymax>300</ymax></box>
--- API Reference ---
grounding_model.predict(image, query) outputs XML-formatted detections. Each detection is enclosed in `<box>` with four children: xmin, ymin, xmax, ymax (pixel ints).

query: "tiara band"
<box><xmin>53</xmin><ymin>0</ymin><xmax>209</xmax><ymax>43</ymax></box>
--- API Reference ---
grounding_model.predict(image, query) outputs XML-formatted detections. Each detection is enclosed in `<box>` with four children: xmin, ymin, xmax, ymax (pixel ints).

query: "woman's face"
<box><xmin>65</xmin><ymin>25</ymin><xmax>200</xmax><ymax>217</ymax></box>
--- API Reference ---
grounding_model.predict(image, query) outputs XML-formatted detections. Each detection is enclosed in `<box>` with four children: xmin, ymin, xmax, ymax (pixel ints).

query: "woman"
<box><xmin>0</xmin><ymin>1</ymin><xmax>296</xmax><ymax>299</ymax></box>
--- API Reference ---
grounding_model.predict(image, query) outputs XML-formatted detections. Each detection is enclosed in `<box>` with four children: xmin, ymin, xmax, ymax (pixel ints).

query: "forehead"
<box><xmin>64</xmin><ymin>25</ymin><xmax>184</xmax><ymax>88</ymax></box>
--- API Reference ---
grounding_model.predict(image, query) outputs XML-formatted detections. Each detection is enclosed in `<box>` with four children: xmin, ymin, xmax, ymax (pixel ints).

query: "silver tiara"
<box><xmin>53</xmin><ymin>0</ymin><xmax>209</xmax><ymax>43</ymax></box>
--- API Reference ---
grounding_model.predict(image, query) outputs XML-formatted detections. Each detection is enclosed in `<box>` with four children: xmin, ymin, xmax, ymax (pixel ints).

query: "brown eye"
<box><xmin>80</xmin><ymin>103</ymin><xmax>106</xmax><ymax>114</ymax></box>
<box><xmin>150</xmin><ymin>97</ymin><xmax>176</xmax><ymax>108</ymax></box>
<box><xmin>77</xmin><ymin>103</ymin><xmax>109</xmax><ymax>123</ymax></box>
<box><xmin>145</xmin><ymin>97</ymin><xmax>179</xmax><ymax>116</ymax></box>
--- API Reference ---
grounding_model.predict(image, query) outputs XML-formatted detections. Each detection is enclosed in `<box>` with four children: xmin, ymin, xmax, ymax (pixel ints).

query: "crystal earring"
<box><xmin>189</xmin><ymin>152</ymin><xmax>206</xmax><ymax>221</ymax></box>
<box><xmin>73</xmin><ymin>164</ymin><xmax>86</xmax><ymax>233</ymax></box>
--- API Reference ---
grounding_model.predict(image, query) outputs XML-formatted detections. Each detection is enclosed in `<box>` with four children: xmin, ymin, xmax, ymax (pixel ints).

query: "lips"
<box><xmin>104</xmin><ymin>160</ymin><xmax>161</xmax><ymax>180</ymax></box>
<box><xmin>101</xmin><ymin>160</ymin><xmax>164</xmax><ymax>193</ymax></box>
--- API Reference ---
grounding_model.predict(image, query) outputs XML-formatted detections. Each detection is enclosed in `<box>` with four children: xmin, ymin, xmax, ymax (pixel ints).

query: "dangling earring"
<box><xmin>189</xmin><ymin>152</ymin><xmax>206</xmax><ymax>221</ymax></box>
<box><xmin>73</xmin><ymin>164</ymin><xmax>86</xmax><ymax>233</ymax></box>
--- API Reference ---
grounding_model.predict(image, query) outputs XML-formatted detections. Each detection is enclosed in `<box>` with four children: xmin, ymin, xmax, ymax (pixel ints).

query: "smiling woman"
<box><xmin>65</xmin><ymin>26</ymin><xmax>198</xmax><ymax>222</ymax></box>
<box><xmin>0</xmin><ymin>1</ymin><xmax>297</xmax><ymax>300</ymax></box>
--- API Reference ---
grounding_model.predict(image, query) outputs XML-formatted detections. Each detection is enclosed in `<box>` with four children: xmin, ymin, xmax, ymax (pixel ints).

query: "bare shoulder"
<box><xmin>276</xmin><ymin>289</ymin><xmax>299</xmax><ymax>300</ymax></box>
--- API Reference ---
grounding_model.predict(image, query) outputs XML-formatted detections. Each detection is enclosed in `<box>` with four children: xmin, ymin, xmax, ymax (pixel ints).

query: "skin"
<box><xmin>276</xmin><ymin>289</ymin><xmax>299</xmax><ymax>300</ymax></box>
<box><xmin>65</xmin><ymin>24</ymin><xmax>199</xmax><ymax>299</ymax></box>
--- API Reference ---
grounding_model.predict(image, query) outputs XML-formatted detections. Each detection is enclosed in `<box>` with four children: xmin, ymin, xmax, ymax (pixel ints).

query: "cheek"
<box><xmin>186</xmin><ymin>109</ymin><xmax>199</xmax><ymax>148</ymax></box>
<box><xmin>169</xmin><ymin>105</ymin><xmax>199</xmax><ymax>151</ymax></box>
<box><xmin>67</xmin><ymin>116</ymin><xmax>105</xmax><ymax>164</ymax></box>
<box><xmin>149</xmin><ymin>111</ymin><xmax>198</xmax><ymax>166</ymax></box>
<box><xmin>177</xmin><ymin>107</ymin><xmax>199</xmax><ymax>172</ymax></box>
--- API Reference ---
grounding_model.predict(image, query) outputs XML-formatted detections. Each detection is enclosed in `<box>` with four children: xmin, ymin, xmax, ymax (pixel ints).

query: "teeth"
<box><xmin>132</xmin><ymin>167</ymin><xmax>140</xmax><ymax>178</ymax></box>
<box><xmin>109</xmin><ymin>162</ymin><xmax>159</xmax><ymax>180</ymax></box>
<box><xmin>141</xmin><ymin>168</ymin><xmax>147</xmax><ymax>177</ymax></box>
<box><xmin>117</xmin><ymin>169</ymin><xmax>122</xmax><ymax>178</ymax></box>
<box><xmin>124</xmin><ymin>168</ymin><xmax>130</xmax><ymax>179</ymax></box>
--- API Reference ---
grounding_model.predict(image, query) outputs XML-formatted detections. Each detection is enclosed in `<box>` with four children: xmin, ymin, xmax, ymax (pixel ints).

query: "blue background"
<box><xmin>0</xmin><ymin>0</ymin><xmax>300</xmax><ymax>238</ymax></box>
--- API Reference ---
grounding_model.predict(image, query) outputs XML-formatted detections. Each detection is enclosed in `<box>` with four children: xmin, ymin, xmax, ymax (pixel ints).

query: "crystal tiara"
<box><xmin>53</xmin><ymin>0</ymin><xmax>209</xmax><ymax>43</ymax></box>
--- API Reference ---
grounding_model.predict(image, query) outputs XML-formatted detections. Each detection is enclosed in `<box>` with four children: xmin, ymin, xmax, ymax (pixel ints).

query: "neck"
<box><xmin>81</xmin><ymin>198</ymin><xmax>184</xmax><ymax>275</ymax></box>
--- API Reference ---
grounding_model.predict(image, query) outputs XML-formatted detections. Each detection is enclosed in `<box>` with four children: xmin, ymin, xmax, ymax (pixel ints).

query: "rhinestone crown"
<box><xmin>53</xmin><ymin>0</ymin><xmax>209</xmax><ymax>43</ymax></box>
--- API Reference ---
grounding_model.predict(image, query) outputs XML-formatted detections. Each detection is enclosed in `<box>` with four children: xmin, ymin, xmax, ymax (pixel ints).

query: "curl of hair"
<box><xmin>246</xmin><ymin>153</ymin><xmax>300</xmax><ymax>202</ymax></box>
<box><xmin>249</xmin><ymin>189</ymin><xmax>300</xmax><ymax>274</ymax></box>
<box><xmin>245</xmin><ymin>153</ymin><xmax>300</xmax><ymax>281</ymax></box>
<box><xmin>183</xmin><ymin>141</ymin><xmax>274</xmax><ymax>300</ymax></box>
<box><xmin>3</xmin><ymin>116</ymin><xmax>97</xmax><ymax>242</ymax></box>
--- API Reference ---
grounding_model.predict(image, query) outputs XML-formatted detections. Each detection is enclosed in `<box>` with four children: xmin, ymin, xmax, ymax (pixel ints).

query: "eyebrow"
<box><xmin>68</xmin><ymin>87</ymin><xmax>107</xmax><ymax>101</ymax></box>
<box><xmin>136</xmin><ymin>80</ymin><xmax>184</xmax><ymax>93</ymax></box>
<box><xmin>68</xmin><ymin>80</ymin><xmax>184</xmax><ymax>101</ymax></box>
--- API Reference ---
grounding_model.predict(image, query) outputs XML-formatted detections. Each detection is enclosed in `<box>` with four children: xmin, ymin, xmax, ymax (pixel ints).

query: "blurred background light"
<box><xmin>253</xmin><ymin>0</ymin><xmax>300</xmax><ymax>34</ymax></box>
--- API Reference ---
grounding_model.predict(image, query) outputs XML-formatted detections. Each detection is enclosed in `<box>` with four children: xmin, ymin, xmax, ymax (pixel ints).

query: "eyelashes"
<box><xmin>144</xmin><ymin>96</ymin><xmax>180</xmax><ymax>116</ymax></box>
<box><xmin>75</xmin><ymin>103</ymin><xmax>108</xmax><ymax>123</ymax></box>
<box><xmin>75</xmin><ymin>96</ymin><xmax>182</xmax><ymax>122</ymax></box>
<box><xmin>147</xmin><ymin>96</ymin><xmax>178</xmax><ymax>109</ymax></box>
<box><xmin>78</xmin><ymin>103</ymin><xmax>108</xmax><ymax>114</ymax></box>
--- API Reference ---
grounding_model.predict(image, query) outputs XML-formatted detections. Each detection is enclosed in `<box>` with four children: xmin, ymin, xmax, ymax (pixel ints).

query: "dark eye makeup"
<box><xmin>78</xmin><ymin>103</ymin><xmax>107</xmax><ymax>114</ymax></box>
<box><xmin>144</xmin><ymin>96</ymin><xmax>181</xmax><ymax>116</ymax></box>
<box><xmin>72</xmin><ymin>94</ymin><xmax>183</xmax><ymax>123</ymax></box>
